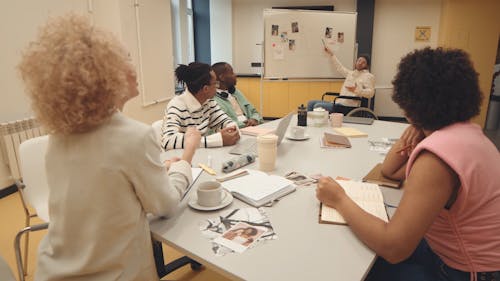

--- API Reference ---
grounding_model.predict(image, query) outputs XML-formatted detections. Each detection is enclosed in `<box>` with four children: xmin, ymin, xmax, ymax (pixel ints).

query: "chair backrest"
<box><xmin>151</xmin><ymin>120</ymin><xmax>163</xmax><ymax>146</ymax></box>
<box><xmin>19</xmin><ymin>135</ymin><xmax>50</xmax><ymax>222</ymax></box>
<box><xmin>0</xmin><ymin>255</ymin><xmax>16</xmax><ymax>281</ymax></box>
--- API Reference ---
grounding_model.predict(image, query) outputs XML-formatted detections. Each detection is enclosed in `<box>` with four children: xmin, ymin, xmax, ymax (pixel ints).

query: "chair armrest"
<box><xmin>321</xmin><ymin>92</ymin><xmax>339</xmax><ymax>101</ymax></box>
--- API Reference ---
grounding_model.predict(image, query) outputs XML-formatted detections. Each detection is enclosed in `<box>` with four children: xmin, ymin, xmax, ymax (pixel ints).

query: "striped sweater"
<box><xmin>161</xmin><ymin>90</ymin><xmax>238</xmax><ymax>150</ymax></box>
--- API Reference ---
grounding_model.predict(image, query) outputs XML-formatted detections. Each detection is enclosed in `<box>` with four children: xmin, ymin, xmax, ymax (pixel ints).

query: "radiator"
<box><xmin>0</xmin><ymin>118</ymin><xmax>46</xmax><ymax>181</ymax></box>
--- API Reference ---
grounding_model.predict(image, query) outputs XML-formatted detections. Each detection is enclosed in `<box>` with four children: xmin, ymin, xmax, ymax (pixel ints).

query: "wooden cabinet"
<box><xmin>237</xmin><ymin>77</ymin><xmax>344</xmax><ymax>118</ymax></box>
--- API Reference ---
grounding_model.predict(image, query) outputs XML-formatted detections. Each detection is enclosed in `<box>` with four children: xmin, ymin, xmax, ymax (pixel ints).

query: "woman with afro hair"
<box><xmin>316</xmin><ymin>47</ymin><xmax>500</xmax><ymax>281</ymax></box>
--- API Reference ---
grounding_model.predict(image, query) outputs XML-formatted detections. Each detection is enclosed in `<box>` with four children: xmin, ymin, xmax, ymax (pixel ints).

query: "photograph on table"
<box><xmin>214</xmin><ymin>222</ymin><xmax>267</xmax><ymax>253</ymax></box>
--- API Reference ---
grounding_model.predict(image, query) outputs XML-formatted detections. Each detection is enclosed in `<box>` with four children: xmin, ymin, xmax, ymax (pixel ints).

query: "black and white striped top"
<box><xmin>161</xmin><ymin>90</ymin><xmax>237</xmax><ymax>150</ymax></box>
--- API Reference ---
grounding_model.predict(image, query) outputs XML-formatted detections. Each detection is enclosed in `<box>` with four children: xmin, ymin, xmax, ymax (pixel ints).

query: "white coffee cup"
<box><xmin>291</xmin><ymin>126</ymin><xmax>305</xmax><ymax>138</ymax></box>
<box><xmin>197</xmin><ymin>181</ymin><xmax>225</xmax><ymax>207</ymax></box>
<box><xmin>257</xmin><ymin>134</ymin><xmax>278</xmax><ymax>172</ymax></box>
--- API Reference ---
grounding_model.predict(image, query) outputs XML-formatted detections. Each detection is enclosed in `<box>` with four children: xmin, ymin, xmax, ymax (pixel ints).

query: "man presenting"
<box><xmin>212</xmin><ymin>62</ymin><xmax>263</xmax><ymax>128</ymax></box>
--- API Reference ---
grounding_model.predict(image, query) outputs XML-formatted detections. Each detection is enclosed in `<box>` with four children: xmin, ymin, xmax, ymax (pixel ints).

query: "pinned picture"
<box><xmin>325</xmin><ymin>27</ymin><xmax>333</xmax><ymax>39</ymax></box>
<box><xmin>291</xmin><ymin>22</ymin><xmax>299</xmax><ymax>33</ymax></box>
<box><xmin>214</xmin><ymin>222</ymin><xmax>267</xmax><ymax>253</ymax></box>
<box><xmin>271</xmin><ymin>24</ymin><xmax>279</xmax><ymax>36</ymax></box>
<box><xmin>280</xmin><ymin>31</ymin><xmax>288</xmax><ymax>42</ymax></box>
<box><xmin>288</xmin><ymin>39</ymin><xmax>296</xmax><ymax>51</ymax></box>
<box><xmin>338</xmin><ymin>32</ymin><xmax>344</xmax><ymax>43</ymax></box>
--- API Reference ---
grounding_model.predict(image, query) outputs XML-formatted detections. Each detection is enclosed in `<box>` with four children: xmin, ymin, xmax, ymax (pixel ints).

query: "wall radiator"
<box><xmin>0</xmin><ymin>118</ymin><xmax>46</xmax><ymax>183</ymax></box>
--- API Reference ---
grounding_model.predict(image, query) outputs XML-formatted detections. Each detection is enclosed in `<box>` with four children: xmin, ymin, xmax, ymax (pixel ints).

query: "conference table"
<box><xmin>150</xmin><ymin>116</ymin><xmax>408</xmax><ymax>281</ymax></box>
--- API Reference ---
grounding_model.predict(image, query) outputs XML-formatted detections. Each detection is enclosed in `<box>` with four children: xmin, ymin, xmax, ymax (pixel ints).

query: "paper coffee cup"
<box><xmin>257</xmin><ymin>134</ymin><xmax>278</xmax><ymax>172</ymax></box>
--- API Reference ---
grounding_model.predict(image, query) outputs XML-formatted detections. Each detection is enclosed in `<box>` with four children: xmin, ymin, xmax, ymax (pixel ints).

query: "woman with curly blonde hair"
<box><xmin>18</xmin><ymin>13</ymin><xmax>201</xmax><ymax>281</ymax></box>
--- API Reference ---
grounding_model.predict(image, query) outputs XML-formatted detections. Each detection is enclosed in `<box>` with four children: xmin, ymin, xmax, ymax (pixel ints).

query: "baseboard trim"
<box><xmin>0</xmin><ymin>184</ymin><xmax>17</xmax><ymax>199</ymax></box>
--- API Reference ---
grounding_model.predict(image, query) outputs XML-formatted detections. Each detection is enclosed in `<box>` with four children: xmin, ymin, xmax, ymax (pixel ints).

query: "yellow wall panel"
<box><xmin>288</xmin><ymin>82</ymin><xmax>310</xmax><ymax>111</ymax></box>
<box><xmin>438</xmin><ymin>0</ymin><xmax>500</xmax><ymax>127</ymax></box>
<box><xmin>263</xmin><ymin>81</ymin><xmax>289</xmax><ymax>117</ymax></box>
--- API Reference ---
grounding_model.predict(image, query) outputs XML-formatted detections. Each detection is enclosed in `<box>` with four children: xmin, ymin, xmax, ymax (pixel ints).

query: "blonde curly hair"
<box><xmin>18</xmin><ymin>13</ymin><xmax>134</xmax><ymax>134</ymax></box>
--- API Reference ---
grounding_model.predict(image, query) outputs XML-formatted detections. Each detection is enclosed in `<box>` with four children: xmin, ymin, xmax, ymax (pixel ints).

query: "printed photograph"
<box><xmin>271</xmin><ymin>24</ymin><xmax>279</xmax><ymax>36</ymax></box>
<box><xmin>288</xmin><ymin>39</ymin><xmax>296</xmax><ymax>51</ymax></box>
<box><xmin>285</xmin><ymin>171</ymin><xmax>317</xmax><ymax>187</ymax></box>
<box><xmin>291</xmin><ymin>22</ymin><xmax>299</xmax><ymax>33</ymax></box>
<box><xmin>280</xmin><ymin>31</ymin><xmax>288</xmax><ymax>42</ymax></box>
<box><xmin>214</xmin><ymin>222</ymin><xmax>266</xmax><ymax>253</ymax></box>
<box><xmin>325</xmin><ymin>27</ymin><xmax>333</xmax><ymax>39</ymax></box>
<box><xmin>338</xmin><ymin>32</ymin><xmax>344</xmax><ymax>43</ymax></box>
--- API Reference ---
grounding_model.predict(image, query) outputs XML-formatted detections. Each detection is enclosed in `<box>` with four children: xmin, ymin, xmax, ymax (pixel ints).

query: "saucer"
<box><xmin>286</xmin><ymin>134</ymin><xmax>310</xmax><ymax>141</ymax></box>
<box><xmin>188</xmin><ymin>189</ymin><xmax>233</xmax><ymax>211</ymax></box>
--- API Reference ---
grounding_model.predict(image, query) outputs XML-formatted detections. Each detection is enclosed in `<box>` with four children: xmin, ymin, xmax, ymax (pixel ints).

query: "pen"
<box><xmin>198</xmin><ymin>163</ymin><xmax>216</xmax><ymax>175</ymax></box>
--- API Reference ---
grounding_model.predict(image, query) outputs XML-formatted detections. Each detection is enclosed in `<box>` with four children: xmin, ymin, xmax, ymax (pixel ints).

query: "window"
<box><xmin>171</xmin><ymin>0</ymin><xmax>195</xmax><ymax>65</ymax></box>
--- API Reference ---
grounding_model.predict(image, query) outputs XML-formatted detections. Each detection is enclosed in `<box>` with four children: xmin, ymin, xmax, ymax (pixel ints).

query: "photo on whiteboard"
<box><xmin>338</xmin><ymin>32</ymin><xmax>344</xmax><ymax>43</ymax></box>
<box><xmin>291</xmin><ymin>22</ymin><xmax>299</xmax><ymax>33</ymax></box>
<box><xmin>325</xmin><ymin>27</ymin><xmax>333</xmax><ymax>39</ymax></box>
<box><xmin>289</xmin><ymin>39</ymin><xmax>296</xmax><ymax>51</ymax></box>
<box><xmin>280</xmin><ymin>31</ymin><xmax>288</xmax><ymax>42</ymax></box>
<box><xmin>271</xmin><ymin>24</ymin><xmax>279</xmax><ymax>36</ymax></box>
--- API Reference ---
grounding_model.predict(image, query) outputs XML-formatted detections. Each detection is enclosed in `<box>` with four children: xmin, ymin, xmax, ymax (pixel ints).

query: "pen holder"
<box><xmin>222</xmin><ymin>153</ymin><xmax>256</xmax><ymax>173</ymax></box>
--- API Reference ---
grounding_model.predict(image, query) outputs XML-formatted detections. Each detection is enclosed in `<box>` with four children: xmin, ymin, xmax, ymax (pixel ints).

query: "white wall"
<box><xmin>232</xmin><ymin>0</ymin><xmax>356</xmax><ymax>74</ymax></box>
<box><xmin>371</xmin><ymin>0</ymin><xmax>441</xmax><ymax>117</ymax></box>
<box><xmin>0</xmin><ymin>0</ymin><xmax>173</xmax><ymax>188</ymax></box>
<box><xmin>210</xmin><ymin>0</ymin><xmax>233</xmax><ymax>64</ymax></box>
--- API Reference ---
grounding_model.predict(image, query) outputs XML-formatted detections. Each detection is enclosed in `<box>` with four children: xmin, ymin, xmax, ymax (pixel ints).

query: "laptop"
<box><xmin>342</xmin><ymin>116</ymin><xmax>374</xmax><ymax>125</ymax></box>
<box><xmin>229</xmin><ymin>112</ymin><xmax>294</xmax><ymax>155</ymax></box>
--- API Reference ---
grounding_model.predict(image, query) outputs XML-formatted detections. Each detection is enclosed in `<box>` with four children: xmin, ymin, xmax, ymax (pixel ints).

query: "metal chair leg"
<box><xmin>152</xmin><ymin>239</ymin><xmax>201</xmax><ymax>279</ymax></box>
<box><xmin>14</xmin><ymin>223</ymin><xmax>49</xmax><ymax>281</ymax></box>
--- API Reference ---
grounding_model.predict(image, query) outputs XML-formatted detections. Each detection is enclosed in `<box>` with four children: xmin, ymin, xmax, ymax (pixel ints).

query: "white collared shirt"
<box><xmin>330</xmin><ymin>54</ymin><xmax>375</xmax><ymax>107</ymax></box>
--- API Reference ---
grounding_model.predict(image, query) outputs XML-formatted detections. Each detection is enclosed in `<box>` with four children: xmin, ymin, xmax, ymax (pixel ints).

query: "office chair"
<box><xmin>15</xmin><ymin>136</ymin><xmax>50</xmax><ymax>281</ymax></box>
<box><xmin>0</xmin><ymin>255</ymin><xmax>16</xmax><ymax>281</ymax></box>
<box><xmin>0</xmin><ymin>118</ymin><xmax>46</xmax><ymax>275</ymax></box>
<box><xmin>150</xmin><ymin>121</ymin><xmax>203</xmax><ymax>277</ymax></box>
<box><xmin>152</xmin><ymin>119</ymin><xmax>163</xmax><ymax>145</ymax></box>
<box><xmin>322</xmin><ymin>92</ymin><xmax>378</xmax><ymax>119</ymax></box>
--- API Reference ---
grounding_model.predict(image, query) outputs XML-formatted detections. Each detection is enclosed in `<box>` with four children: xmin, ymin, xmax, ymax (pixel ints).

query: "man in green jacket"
<box><xmin>212</xmin><ymin>62</ymin><xmax>263</xmax><ymax>128</ymax></box>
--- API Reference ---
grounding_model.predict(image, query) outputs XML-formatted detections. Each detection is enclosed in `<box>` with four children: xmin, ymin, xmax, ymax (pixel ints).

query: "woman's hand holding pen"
<box><xmin>316</xmin><ymin>176</ymin><xmax>346</xmax><ymax>208</ymax></box>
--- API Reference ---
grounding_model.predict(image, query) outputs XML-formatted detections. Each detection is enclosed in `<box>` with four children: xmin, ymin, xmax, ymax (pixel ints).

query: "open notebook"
<box><xmin>220</xmin><ymin>169</ymin><xmax>296</xmax><ymax>207</ymax></box>
<box><xmin>319</xmin><ymin>180</ymin><xmax>388</xmax><ymax>225</ymax></box>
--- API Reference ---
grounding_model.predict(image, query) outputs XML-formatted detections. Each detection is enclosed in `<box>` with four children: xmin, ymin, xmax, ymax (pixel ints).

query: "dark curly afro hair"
<box><xmin>392</xmin><ymin>47</ymin><xmax>482</xmax><ymax>131</ymax></box>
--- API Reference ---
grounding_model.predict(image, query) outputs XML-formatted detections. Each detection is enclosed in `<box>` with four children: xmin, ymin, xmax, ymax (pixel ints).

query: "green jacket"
<box><xmin>214</xmin><ymin>88</ymin><xmax>263</xmax><ymax>128</ymax></box>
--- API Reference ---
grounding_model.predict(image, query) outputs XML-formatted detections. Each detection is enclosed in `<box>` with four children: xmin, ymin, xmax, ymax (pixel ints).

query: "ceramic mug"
<box><xmin>197</xmin><ymin>181</ymin><xmax>225</xmax><ymax>207</ymax></box>
<box><xmin>291</xmin><ymin>126</ymin><xmax>305</xmax><ymax>139</ymax></box>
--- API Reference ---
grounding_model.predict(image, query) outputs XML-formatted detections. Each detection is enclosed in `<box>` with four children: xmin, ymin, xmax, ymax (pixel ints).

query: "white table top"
<box><xmin>150</xmin><ymin>116</ymin><xmax>408</xmax><ymax>281</ymax></box>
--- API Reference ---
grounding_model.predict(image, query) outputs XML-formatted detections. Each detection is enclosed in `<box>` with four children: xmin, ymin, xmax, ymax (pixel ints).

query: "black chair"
<box><xmin>321</xmin><ymin>92</ymin><xmax>378</xmax><ymax>119</ymax></box>
<box><xmin>153</xmin><ymin>238</ymin><xmax>202</xmax><ymax>279</ymax></box>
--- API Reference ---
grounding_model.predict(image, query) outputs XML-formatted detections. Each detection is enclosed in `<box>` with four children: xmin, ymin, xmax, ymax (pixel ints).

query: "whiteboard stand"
<box><xmin>258</xmin><ymin>41</ymin><xmax>264</xmax><ymax>116</ymax></box>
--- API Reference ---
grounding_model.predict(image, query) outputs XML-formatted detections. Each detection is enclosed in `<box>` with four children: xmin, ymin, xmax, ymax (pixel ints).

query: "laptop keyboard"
<box><xmin>229</xmin><ymin>138</ymin><xmax>258</xmax><ymax>155</ymax></box>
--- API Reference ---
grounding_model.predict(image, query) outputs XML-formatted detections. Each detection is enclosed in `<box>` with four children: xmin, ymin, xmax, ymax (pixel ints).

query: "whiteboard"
<box><xmin>264</xmin><ymin>9</ymin><xmax>357</xmax><ymax>79</ymax></box>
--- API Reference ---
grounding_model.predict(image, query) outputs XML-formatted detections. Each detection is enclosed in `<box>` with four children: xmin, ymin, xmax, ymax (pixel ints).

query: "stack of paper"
<box><xmin>333</xmin><ymin>127</ymin><xmax>368</xmax><ymax>138</ymax></box>
<box><xmin>221</xmin><ymin>169</ymin><xmax>296</xmax><ymax>207</ymax></box>
<box><xmin>240</xmin><ymin>126</ymin><xmax>275</xmax><ymax>136</ymax></box>
<box><xmin>319</xmin><ymin>180</ymin><xmax>388</xmax><ymax>225</ymax></box>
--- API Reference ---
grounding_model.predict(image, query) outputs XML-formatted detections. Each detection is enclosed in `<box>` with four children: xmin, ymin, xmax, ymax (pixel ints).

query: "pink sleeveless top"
<box><xmin>407</xmin><ymin>122</ymin><xmax>500</xmax><ymax>272</ymax></box>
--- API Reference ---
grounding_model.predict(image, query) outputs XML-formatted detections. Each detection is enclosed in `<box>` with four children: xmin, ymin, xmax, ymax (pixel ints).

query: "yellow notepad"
<box><xmin>333</xmin><ymin>127</ymin><xmax>368</xmax><ymax>138</ymax></box>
